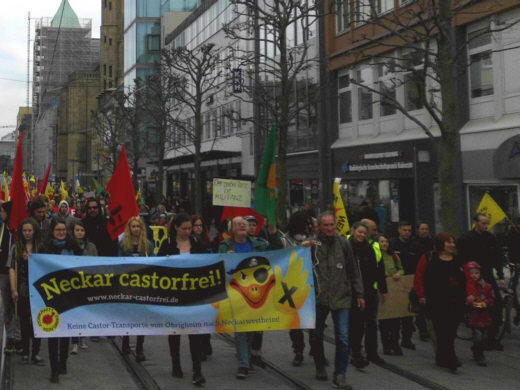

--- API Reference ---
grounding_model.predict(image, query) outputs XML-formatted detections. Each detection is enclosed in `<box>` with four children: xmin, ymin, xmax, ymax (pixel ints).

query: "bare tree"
<box><xmin>159</xmin><ymin>43</ymin><xmax>227</xmax><ymax>214</ymax></box>
<box><xmin>332</xmin><ymin>0</ymin><xmax>519</xmax><ymax>234</ymax></box>
<box><xmin>92</xmin><ymin>86</ymin><xmax>145</xmax><ymax>191</ymax></box>
<box><xmin>224</xmin><ymin>0</ymin><xmax>321</xmax><ymax>226</ymax></box>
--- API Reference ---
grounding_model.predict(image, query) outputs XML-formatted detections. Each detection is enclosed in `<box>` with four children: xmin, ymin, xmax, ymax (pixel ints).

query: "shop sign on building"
<box><xmin>212</xmin><ymin>178</ymin><xmax>251</xmax><ymax>207</ymax></box>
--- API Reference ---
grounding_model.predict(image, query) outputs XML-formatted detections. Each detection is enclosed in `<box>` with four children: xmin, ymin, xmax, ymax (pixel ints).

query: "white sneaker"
<box><xmin>71</xmin><ymin>344</ymin><xmax>79</xmax><ymax>355</ymax></box>
<box><xmin>80</xmin><ymin>341</ymin><xmax>88</xmax><ymax>349</ymax></box>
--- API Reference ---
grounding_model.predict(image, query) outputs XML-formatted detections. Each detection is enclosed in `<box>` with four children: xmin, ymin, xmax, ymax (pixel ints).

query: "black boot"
<box><xmin>172</xmin><ymin>360</ymin><xmax>183</xmax><ymax>378</ymax></box>
<box><xmin>472</xmin><ymin>344</ymin><xmax>487</xmax><ymax>367</ymax></box>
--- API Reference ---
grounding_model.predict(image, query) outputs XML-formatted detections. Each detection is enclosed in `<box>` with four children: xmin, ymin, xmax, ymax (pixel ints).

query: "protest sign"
<box><xmin>378</xmin><ymin>274</ymin><xmax>416</xmax><ymax>320</ymax></box>
<box><xmin>29</xmin><ymin>247</ymin><xmax>315</xmax><ymax>337</ymax></box>
<box><xmin>212</xmin><ymin>178</ymin><xmax>251</xmax><ymax>208</ymax></box>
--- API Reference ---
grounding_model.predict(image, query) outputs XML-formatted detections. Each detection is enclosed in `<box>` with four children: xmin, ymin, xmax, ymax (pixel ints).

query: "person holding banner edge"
<box><xmin>218</xmin><ymin>216</ymin><xmax>283</xmax><ymax>380</ymax></box>
<box><xmin>40</xmin><ymin>219</ymin><xmax>83</xmax><ymax>383</ymax></box>
<box><xmin>9</xmin><ymin>218</ymin><xmax>43</xmax><ymax>364</ymax></box>
<box><xmin>158</xmin><ymin>213</ymin><xmax>207</xmax><ymax>386</ymax></box>
<box><xmin>119</xmin><ymin>216</ymin><xmax>154</xmax><ymax>364</ymax></box>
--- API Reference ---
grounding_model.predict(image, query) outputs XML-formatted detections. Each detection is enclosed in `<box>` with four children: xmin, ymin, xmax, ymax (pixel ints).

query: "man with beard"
<box><xmin>82</xmin><ymin>198</ymin><xmax>117</xmax><ymax>256</ymax></box>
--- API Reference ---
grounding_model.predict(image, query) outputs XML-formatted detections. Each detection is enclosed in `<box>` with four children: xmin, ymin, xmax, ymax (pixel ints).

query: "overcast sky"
<box><xmin>0</xmin><ymin>0</ymin><xmax>101</xmax><ymax>137</ymax></box>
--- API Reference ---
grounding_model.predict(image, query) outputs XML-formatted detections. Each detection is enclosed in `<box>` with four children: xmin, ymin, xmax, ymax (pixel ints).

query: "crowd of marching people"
<box><xmin>0</xmin><ymin>192</ymin><xmax>518</xmax><ymax>389</ymax></box>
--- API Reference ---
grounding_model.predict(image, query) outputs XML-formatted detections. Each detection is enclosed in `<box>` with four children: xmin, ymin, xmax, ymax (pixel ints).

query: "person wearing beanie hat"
<box><xmin>55</xmin><ymin>200</ymin><xmax>79</xmax><ymax>234</ymax></box>
<box><xmin>465</xmin><ymin>261</ymin><xmax>496</xmax><ymax>366</ymax></box>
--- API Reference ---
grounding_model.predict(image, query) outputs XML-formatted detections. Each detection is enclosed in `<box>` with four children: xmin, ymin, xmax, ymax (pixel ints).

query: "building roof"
<box><xmin>51</xmin><ymin>0</ymin><xmax>81</xmax><ymax>28</ymax></box>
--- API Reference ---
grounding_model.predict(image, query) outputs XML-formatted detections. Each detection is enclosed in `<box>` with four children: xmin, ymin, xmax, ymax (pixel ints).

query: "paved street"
<box><xmin>4</xmin><ymin>320</ymin><xmax>520</xmax><ymax>390</ymax></box>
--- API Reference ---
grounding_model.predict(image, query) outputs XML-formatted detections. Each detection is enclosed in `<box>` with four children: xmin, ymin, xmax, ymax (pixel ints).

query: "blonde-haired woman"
<box><xmin>119</xmin><ymin>216</ymin><xmax>154</xmax><ymax>362</ymax></box>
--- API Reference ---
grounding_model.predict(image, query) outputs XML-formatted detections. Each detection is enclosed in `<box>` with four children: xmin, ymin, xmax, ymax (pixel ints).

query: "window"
<box><xmin>338</xmin><ymin>73</ymin><xmax>352</xmax><ymax>123</ymax></box>
<box><xmin>109</xmin><ymin>81</ymin><xmax>113</xmax><ymax>88</ymax></box>
<box><xmin>376</xmin><ymin>0</ymin><xmax>394</xmax><ymax>14</ymax></box>
<box><xmin>357</xmin><ymin>67</ymin><xmax>373</xmax><ymax>120</ymax></box>
<box><xmin>377</xmin><ymin>62</ymin><xmax>396</xmax><ymax>116</ymax></box>
<box><xmin>404</xmin><ymin>73</ymin><xmax>424</xmax><ymax>110</ymax></box>
<box><xmin>355</xmin><ymin>0</ymin><xmax>372</xmax><ymax>24</ymax></box>
<box><xmin>109</xmin><ymin>38</ymin><xmax>113</xmax><ymax>46</ymax></box>
<box><xmin>468</xmin><ymin>28</ymin><xmax>493</xmax><ymax>98</ymax></box>
<box><xmin>109</xmin><ymin>66</ymin><xmax>112</xmax><ymax>77</ymax></box>
<box><xmin>402</xmin><ymin>48</ymin><xmax>425</xmax><ymax>110</ymax></box>
<box><xmin>103</xmin><ymin>64</ymin><xmax>106</xmax><ymax>75</ymax></box>
<box><xmin>204</xmin><ymin>112</ymin><xmax>211</xmax><ymax>139</ymax></box>
<box><xmin>147</xmin><ymin>34</ymin><xmax>160</xmax><ymax>52</ymax></box>
<box><xmin>109</xmin><ymin>2</ymin><xmax>112</xmax><ymax>11</ymax></box>
<box><xmin>104</xmin><ymin>35</ymin><xmax>106</xmax><ymax>43</ymax></box>
<box><xmin>336</xmin><ymin>0</ymin><xmax>351</xmax><ymax>34</ymax></box>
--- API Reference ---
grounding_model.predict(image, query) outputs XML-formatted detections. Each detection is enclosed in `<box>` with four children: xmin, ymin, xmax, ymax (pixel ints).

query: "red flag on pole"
<box><xmin>36</xmin><ymin>163</ymin><xmax>51</xmax><ymax>197</ymax></box>
<box><xmin>9</xmin><ymin>135</ymin><xmax>29</xmax><ymax>231</ymax></box>
<box><xmin>106</xmin><ymin>146</ymin><xmax>139</xmax><ymax>240</ymax></box>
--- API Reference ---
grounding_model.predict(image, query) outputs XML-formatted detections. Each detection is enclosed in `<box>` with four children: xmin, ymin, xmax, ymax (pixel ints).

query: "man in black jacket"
<box><xmin>82</xmin><ymin>198</ymin><xmax>117</xmax><ymax>257</ymax></box>
<box><xmin>457</xmin><ymin>213</ymin><xmax>505</xmax><ymax>350</ymax></box>
<box><xmin>389</xmin><ymin>221</ymin><xmax>417</xmax><ymax>350</ymax></box>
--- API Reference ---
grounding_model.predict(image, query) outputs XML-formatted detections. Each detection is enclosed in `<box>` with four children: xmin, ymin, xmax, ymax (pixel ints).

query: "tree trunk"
<box><xmin>436</xmin><ymin>1</ymin><xmax>463</xmax><ymax>236</ymax></box>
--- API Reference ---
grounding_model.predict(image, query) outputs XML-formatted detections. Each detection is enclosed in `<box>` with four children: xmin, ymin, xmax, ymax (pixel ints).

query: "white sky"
<box><xmin>0</xmin><ymin>0</ymin><xmax>101</xmax><ymax>137</ymax></box>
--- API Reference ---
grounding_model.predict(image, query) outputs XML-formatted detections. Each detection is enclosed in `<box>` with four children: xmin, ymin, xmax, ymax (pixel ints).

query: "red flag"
<box><xmin>106</xmin><ymin>146</ymin><xmax>139</xmax><ymax>240</ymax></box>
<box><xmin>9</xmin><ymin>135</ymin><xmax>29</xmax><ymax>231</ymax></box>
<box><xmin>36</xmin><ymin>163</ymin><xmax>51</xmax><ymax>197</ymax></box>
<box><xmin>220</xmin><ymin>206</ymin><xmax>265</xmax><ymax>236</ymax></box>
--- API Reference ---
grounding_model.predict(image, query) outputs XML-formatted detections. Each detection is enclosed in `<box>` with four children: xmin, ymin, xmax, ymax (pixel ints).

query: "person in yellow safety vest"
<box><xmin>361</xmin><ymin>219</ymin><xmax>382</xmax><ymax>290</ymax></box>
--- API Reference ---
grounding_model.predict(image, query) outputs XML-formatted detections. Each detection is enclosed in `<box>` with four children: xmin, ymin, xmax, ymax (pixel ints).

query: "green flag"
<box><xmin>254</xmin><ymin>123</ymin><xmax>277</xmax><ymax>224</ymax></box>
<box><xmin>92</xmin><ymin>178</ymin><xmax>105</xmax><ymax>195</ymax></box>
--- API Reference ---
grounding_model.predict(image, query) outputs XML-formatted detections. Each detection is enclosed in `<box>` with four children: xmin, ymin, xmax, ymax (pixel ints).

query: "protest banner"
<box><xmin>29</xmin><ymin>247</ymin><xmax>315</xmax><ymax>337</ymax></box>
<box><xmin>212</xmin><ymin>178</ymin><xmax>251</xmax><ymax>208</ymax></box>
<box><xmin>377</xmin><ymin>274</ymin><xmax>416</xmax><ymax>320</ymax></box>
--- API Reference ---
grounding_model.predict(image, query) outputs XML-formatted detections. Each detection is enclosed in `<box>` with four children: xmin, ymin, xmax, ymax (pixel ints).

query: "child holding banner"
<box><xmin>9</xmin><ymin>218</ymin><xmax>43</xmax><ymax>364</ymax></box>
<box><xmin>40</xmin><ymin>219</ymin><xmax>83</xmax><ymax>383</ymax></box>
<box><xmin>119</xmin><ymin>216</ymin><xmax>154</xmax><ymax>363</ymax></box>
<box><xmin>158</xmin><ymin>213</ymin><xmax>207</xmax><ymax>386</ymax></box>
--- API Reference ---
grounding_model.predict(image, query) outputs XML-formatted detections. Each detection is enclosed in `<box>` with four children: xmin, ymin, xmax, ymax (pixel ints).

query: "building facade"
<box><xmin>323</xmin><ymin>0</ymin><xmax>519</xmax><ymax>233</ymax></box>
<box><xmin>101</xmin><ymin>0</ymin><xmax>125</xmax><ymax>90</ymax></box>
<box><xmin>31</xmin><ymin>0</ymin><xmax>99</xmax><ymax>177</ymax></box>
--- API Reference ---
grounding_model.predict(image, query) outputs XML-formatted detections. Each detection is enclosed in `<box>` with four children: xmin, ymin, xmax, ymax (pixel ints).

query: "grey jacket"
<box><xmin>313</xmin><ymin>234</ymin><xmax>364</xmax><ymax>310</ymax></box>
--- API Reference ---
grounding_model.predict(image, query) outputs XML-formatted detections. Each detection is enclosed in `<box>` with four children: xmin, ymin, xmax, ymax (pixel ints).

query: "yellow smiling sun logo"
<box><xmin>37</xmin><ymin>307</ymin><xmax>60</xmax><ymax>333</ymax></box>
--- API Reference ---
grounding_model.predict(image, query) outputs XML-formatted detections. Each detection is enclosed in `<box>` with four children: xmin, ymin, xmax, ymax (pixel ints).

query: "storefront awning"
<box><xmin>162</xmin><ymin>150</ymin><xmax>241</xmax><ymax>167</ymax></box>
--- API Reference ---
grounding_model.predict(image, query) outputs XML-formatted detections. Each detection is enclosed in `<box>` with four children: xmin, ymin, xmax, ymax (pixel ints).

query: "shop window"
<box><xmin>468</xmin><ymin>28</ymin><xmax>493</xmax><ymax>98</ymax></box>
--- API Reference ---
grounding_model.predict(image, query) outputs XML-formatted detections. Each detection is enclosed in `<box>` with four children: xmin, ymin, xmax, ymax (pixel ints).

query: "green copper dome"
<box><xmin>51</xmin><ymin>0</ymin><xmax>81</xmax><ymax>28</ymax></box>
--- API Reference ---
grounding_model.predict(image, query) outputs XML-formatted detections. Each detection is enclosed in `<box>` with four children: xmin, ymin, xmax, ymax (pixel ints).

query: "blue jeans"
<box><xmin>235</xmin><ymin>331</ymin><xmax>254</xmax><ymax>368</ymax></box>
<box><xmin>310</xmin><ymin>305</ymin><xmax>350</xmax><ymax>375</ymax></box>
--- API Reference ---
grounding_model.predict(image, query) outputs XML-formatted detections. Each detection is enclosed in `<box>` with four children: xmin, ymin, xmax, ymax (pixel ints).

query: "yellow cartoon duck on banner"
<box><xmin>214</xmin><ymin>250</ymin><xmax>310</xmax><ymax>332</ymax></box>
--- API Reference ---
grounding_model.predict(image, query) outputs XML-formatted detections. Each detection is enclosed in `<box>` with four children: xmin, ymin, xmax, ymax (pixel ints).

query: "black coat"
<box><xmin>158</xmin><ymin>235</ymin><xmax>208</xmax><ymax>256</ymax></box>
<box><xmin>349</xmin><ymin>237</ymin><xmax>387</xmax><ymax>296</ymax></box>
<box><xmin>83</xmin><ymin>215</ymin><xmax>118</xmax><ymax>256</ymax></box>
<box><xmin>457</xmin><ymin>229</ymin><xmax>503</xmax><ymax>283</ymax></box>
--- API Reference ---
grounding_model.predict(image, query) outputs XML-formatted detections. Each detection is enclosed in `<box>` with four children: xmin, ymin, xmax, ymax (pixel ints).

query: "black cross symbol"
<box><xmin>278</xmin><ymin>282</ymin><xmax>297</xmax><ymax>309</ymax></box>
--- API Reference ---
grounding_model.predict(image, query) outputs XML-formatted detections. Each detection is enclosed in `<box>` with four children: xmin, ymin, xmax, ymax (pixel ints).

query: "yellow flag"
<box><xmin>476</xmin><ymin>193</ymin><xmax>507</xmax><ymax>230</ymax></box>
<box><xmin>333</xmin><ymin>178</ymin><xmax>350</xmax><ymax>237</ymax></box>
<box><xmin>150</xmin><ymin>226</ymin><xmax>168</xmax><ymax>255</ymax></box>
<box><xmin>60</xmin><ymin>180</ymin><xmax>69</xmax><ymax>200</ymax></box>
<box><xmin>2</xmin><ymin>179</ymin><xmax>9</xmax><ymax>201</ymax></box>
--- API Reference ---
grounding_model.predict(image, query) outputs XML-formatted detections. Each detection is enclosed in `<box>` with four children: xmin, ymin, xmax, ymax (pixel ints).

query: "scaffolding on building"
<box><xmin>31</xmin><ymin>16</ymin><xmax>98</xmax><ymax>176</ymax></box>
